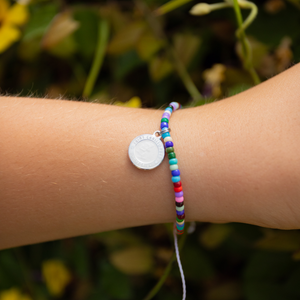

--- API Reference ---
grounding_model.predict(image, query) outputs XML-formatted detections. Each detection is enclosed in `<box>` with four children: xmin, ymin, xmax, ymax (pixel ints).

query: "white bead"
<box><xmin>164</xmin><ymin>136</ymin><xmax>172</xmax><ymax>142</ymax></box>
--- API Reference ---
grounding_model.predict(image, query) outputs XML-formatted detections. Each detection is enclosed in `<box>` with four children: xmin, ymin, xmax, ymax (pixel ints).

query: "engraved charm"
<box><xmin>128</xmin><ymin>132</ymin><xmax>165</xmax><ymax>170</ymax></box>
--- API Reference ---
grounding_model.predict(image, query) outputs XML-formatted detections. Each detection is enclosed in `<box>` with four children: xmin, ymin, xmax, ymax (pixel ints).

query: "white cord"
<box><xmin>173</xmin><ymin>224</ymin><xmax>186</xmax><ymax>300</ymax></box>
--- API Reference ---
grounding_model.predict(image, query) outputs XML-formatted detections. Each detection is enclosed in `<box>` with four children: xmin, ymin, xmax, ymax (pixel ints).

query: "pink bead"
<box><xmin>175</xmin><ymin>196</ymin><xmax>184</xmax><ymax>203</ymax></box>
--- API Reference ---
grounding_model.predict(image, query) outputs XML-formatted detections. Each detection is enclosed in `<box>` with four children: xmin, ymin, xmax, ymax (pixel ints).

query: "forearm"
<box><xmin>1</xmin><ymin>63</ymin><xmax>300</xmax><ymax>249</ymax></box>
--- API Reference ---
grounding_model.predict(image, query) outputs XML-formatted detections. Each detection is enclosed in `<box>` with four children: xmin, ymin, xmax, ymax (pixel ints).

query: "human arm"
<box><xmin>1</xmin><ymin>63</ymin><xmax>300</xmax><ymax>249</ymax></box>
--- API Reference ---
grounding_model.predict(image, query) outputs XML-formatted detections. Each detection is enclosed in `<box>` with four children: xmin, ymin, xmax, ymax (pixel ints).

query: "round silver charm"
<box><xmin>128</xmin><ymin>133</ymin><xmax>165</xmax><ymax>170</ymax></box>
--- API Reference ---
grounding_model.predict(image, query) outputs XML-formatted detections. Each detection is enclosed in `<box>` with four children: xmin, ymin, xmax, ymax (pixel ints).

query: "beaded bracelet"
<box><xmin>128</xmin><ymin>102</ymin><xmax>185</xmax><ymax>234</ymax></box>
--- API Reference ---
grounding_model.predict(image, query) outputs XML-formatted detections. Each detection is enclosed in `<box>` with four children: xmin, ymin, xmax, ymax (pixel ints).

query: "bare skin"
<box><xmin>1</xmin><ymin>63</ymin><xmax>300</xmax><ymax>250</ymax></box>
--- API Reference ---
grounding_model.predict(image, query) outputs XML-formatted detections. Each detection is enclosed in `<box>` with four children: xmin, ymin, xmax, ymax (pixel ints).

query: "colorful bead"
<box><xmin>162</xmin><ymin>132</ymin><xmax>170</xmax><ymax>139</ymax></box>
<box><xmin>170</xmin><ymin>102</ymin><xmax>180</xmax><ymax>111</ymax></box>
<box><xmin>165</xmin><ymin>141</ymin><xmax>173</xmax><ymax>148</ymax></box>
<box><xmin>161</xmin><ymin>102</ymin><xmax>185</xmax><ymax>235</ymax></box>
<box><xmin>177</xmin><ymin>213</ymin><xmax>185</xmax><ymax>220</ymax></box>
<box><xmin>169</xmin><ymin>158</ymin><xmax>178</xmax><ymax>165</ymax></box>
<box><xmin>172</xmin><ymin>176</ymin><xmax>181</xmax><ymax>183</ymax></box>
<box><xmin>175</xmin><ymin>201</ymin><xmax>184</xmax><ymax>207</ymax></box>
<box><xmin>174</xmin><ymin>186</ymin><xmax>182</xmax><ymax>192</ymax></box>
<box><xmin>176</xmin><ymin>205</ymin><xmax>184</xmax><ymax>211</ymax></box>
<box><xmin>161</xmin><ymin>122</ymin><xmax>169</xmax><ymax>129</ymax></box>
<box><xmin>175</xmin><ymin>196</ymin><xmax>184</xmax><ymax>202</ymax></box>
<box><xmin>168</xmin><ymin>152</ymin><xmax>176</xmax><ymax>159</ymax></box>
<box><xmin>173</xmin><ymin>181</ymin><xmax>182</xmax><ymax>187</ymax></box>
<box><xmin>171</xmin><ymin>169</ymin><xmax>180</xmax><ymax>176</ymax></box>
<box><xmin>175</xmin><ymin>191</ymin><xmax>184</xmax><ymax>198</ymax></box>
<box><xmin>176</xmin><ymin>209</ymin><xmax>185</xmax><ymax>215</ymax></box>
<box><xmin>166</xmin><ymin>147</ymin><xmax>174</xmax><ymax>153</ymax></box>
<box><xmin>170</xmin><ymin>164</ymin><xmax>179</xmax><ymax>171</ymax></box>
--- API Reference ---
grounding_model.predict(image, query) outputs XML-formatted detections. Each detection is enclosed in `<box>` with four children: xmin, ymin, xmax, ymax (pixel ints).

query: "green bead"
<box><xmin>176</xmin><ymin>216</ymin><xmax>184</xmax><ymax>222</ymax></box>
<box><xmin>168</xmin><ymin>152</ymin><xmax>176</xmax><ymax>159</ymax></box>
<box><xmin>166</xmin><ymin>147</ymin><xmax>174</xmax><ymax>153</ymax></box>
<box><xmin>161</xmin><ymin>118</ymin><xmax>169</xmax><ymax>123</ymax></box>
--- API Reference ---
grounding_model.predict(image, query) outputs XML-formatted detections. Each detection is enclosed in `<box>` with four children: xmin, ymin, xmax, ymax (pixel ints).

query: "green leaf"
<box><xmin>23</xmin><ymin>3</ymin><xmax>59</xmax><ymax>41</ymax></box>
<box><xmin>73</xmin><ymin>9</ymin><xmax>99</xmax><ymax>58</ymax></box>
<box><xmin>155</xmin><ymin>0</ymin><xmax>193</xmax><ymax>15</ymax></box>
<box><xmin>200</xmin><ymin>224</ymin><xmax>233</xmax><ymax>249</ymax></box>
<box><xmin>149</xmin><ymin>55</ymin><xmax>173</xmax><ymax>81</ymax></box>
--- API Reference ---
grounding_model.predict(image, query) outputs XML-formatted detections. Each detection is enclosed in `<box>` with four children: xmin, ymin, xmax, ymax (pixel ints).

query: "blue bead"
<box><xmin>161</xmin><ymin>127</ymin><xmax>168</xmax><ymax>131</ymax></box>
<box><xmin>160</xmin><ymin>122</ymin><xmax>169</xmax><ymax>129</ymax></box>
<box><xmin>177</xmin><ymin>210</ymin><xmax>185</xmax><ymax>216</ymax></box>
<box><xmin>169</xmin><ymin>158</ymin><xmax>178</xmax><ymax>165</ymax></box>
<box><xmin>165</xmin><ymin>107</ymin><xmax>172</xmax><ymax>113</ymax></box>
<box><xmin>162</xmin><ymin>132</ymin><xmax>170</xmax><ymax>139</ymax></box>
<box><xmin>165</xmin><ymin>141</ymin><xmax>173</xmax><ymax>148</ymax></box>
<box><xmin>172</xmin><ymin>176</ymin><xmax>181</xmax><ymax>183</ymax></box>
<box><xmin>171</xmin><ymin>169</ymin><xmax>180</xmax><ymax>176</ymax></box>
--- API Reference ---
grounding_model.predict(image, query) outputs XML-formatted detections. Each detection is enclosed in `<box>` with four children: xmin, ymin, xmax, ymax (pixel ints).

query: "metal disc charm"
<box><xmin>128</xmin><ymin>133</ymin><xmax>165</xmax><ymax>170</ymax></box>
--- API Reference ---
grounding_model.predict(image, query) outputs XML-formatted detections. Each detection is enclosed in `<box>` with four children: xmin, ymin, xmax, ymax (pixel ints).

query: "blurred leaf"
<box><xmin>0</xmin><ymin>250</ymin><xmax>23</xmax><ymax>289</ymax></box>
<box><xmin>200</xmin><ymin>224</ymin><xmax>233</xmax><ymax>249</ymax></box>
<box><xmin>227</xmin><ymin>83</ymin><xmax>253</xmax><ymax>97</ymax></box>
<box><xmin>42</xmin><ymin>11</ymin><xmax>79</xmax><ymax>49</ymax></box>
<box><xmin>236</xmin><ymin>36</ymin><xmax>269</xmax><ymax>68</ymax></box>
<box><xmin>155</xmin><ymin>0</ymin><xmax>193</xmax><ymax>15</ymax></box>
<box><xmin>73</xmin><ymin>9</ymin><xmax>98</xmax><ymax>58</ymax></box>
<box><xmin>23</xmin><ymin>3</ymin><xmax>59</xmax><ymax>40</ymax></box>
<box><xmin>205</xmin><ymin>281</ymin><xmax>241</xmax><ymax>300</ymax></box>
<box><xmin>47</xmin><ymin>35</ymin><xmax>77</xmax><ymax>58</ymax></box>
<box><xmin>173</xmin><ymin>33</ymin><xmax>201</xmax><ymax>67</ymax></box>
<box><xmin>136</xmin><ymin>30</ymin><xmax>165</xmax><ymax>61</ymax></box>
<box><xmin>18</xmin><ymin>36</ymin><xmax>41</xmax><ymax>61</ymax></box>
<box><xmin>113</xmin><ymin>50</ymin><xmax>144</xmax><ymax>80</ymax></box>
<box><xmin>109</xmin><ymin>246</ymin><xmax>153</xmax><ymax>275</ymax></box>
<box><xmin>149</xmin><ymin>55</ymin><xmax>173</xmax><ymax>81</ymax></box>
<box><xmin>99</xmin><ymin>261</ymin><xmax>132</xmax><ymax>299</ymax></box>
<box><xmin>244</xmin><ymin>251</ymin><xmax>294</xmax><ymax>281</ymax></box>
<box><xmin>107</xmin><ymin>21</ymin><xmax>146</xmax><ymax>55</ymax></box>
<box><xmin>255</xmin><ymin>230</ymin><xmax>300</xmax><ymax>252</ymax></box>
<box><xmin>182</xmin><ymin>242</ymin><xmax>215</xmax><ymax>280</ymax></box>
<box><xmin>114</xmin><ymin>96</ymin><xmax>142</xmax><ymax>108</ymax></box>
<box><xmin>93</xmin><ymin>229</ymin><xmax>143</xmax><ymax>249</ymax></box>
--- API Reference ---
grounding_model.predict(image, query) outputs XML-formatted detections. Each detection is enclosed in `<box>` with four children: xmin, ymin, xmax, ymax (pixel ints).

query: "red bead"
<box><xmin>173</xmin><ymin>181</ymin><xmax>182</xmax><ymax>188</ymax></box>
<box><xmin>174</xmin><ymin>186</ymin><xmax>183</xmax><ymax>192</ymax></box>
<box><xmin>176</xmin><ymin>213</ymin><xmax>185</xmax><ymax>220</ymax></box>
<box><xmin>177</xmin><ymin>229</ymin><xmax>184</xmax><ymax>235</ymax></box>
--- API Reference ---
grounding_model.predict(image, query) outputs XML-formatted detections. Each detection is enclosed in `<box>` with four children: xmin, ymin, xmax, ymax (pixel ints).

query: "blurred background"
<box><xmin>1</xmin><ymin>0</ymin><xmax>300</xmax><ymax>299</ymax></box>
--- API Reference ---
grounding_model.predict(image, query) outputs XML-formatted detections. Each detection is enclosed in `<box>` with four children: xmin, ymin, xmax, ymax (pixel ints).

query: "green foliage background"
<box><xmin>1</xmin><ymin>0</ymin><xmax>300</xmax><ymax>299</ymax></box>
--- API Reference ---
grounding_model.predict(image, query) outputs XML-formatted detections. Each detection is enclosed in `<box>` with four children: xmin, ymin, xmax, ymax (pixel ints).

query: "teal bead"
<box><xmin>169</xmin><ymin>158</ymin><xmax>178</xmax><ymax>165</ymax></box>
<box><xmin>172</xmin><ymin>176</ymin><xmax>181</xmax><ymax>183</ymax></box>
<box><xmin>161</xmin><ymin>118</ymin><xmax>169</xmax><ymax>123</ymax></box>
<box><xmin>162</xmin><ymin>132</ymin><xmax>170</xmax><ymax>139</ymax></box>
<box><xmin>170</xmin><ymin>164</ymin><xmax>178</xmax><ymax>170</ymax></box>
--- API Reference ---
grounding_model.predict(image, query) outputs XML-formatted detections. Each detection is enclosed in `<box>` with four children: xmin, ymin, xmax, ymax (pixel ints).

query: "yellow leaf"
<box><xmin>0</xmin><ymin>0</ymin><xmax>9</xmax><ymax>21</ymax></box>
<box><xmin>149</xmin><ymin>55</ymin><xmax>173</xmax><ymax>81</ymax></box>
<box><xmin>114</xmin><ymin>96</ymin><xmax>142</xmax><ymax>108</ymax></box>
<box><xmin>200</xmin><ymin>224</ymin><xmax>232</xmax><ymax>249</ymax></box>
<box><xmin>256</xmin><ymin>229</ymin><xmax>300</xmax><ymax>252</ymax></box>
<box><xmin>110</xmin><ymin>246</ymin><xmax>153</xmax><ymax>275</ymax></box>
<box><xmin>173</xmin><ymin>33</ymin><xmax>201</xmax><ymax>66</ymax></box>
<box><xmin>42</xmin><ymin>11</ymin><xmax>80</xmax><ymax>49</ymax></box>
<box><xmin>4</xmin><ymin>3</ymin><xmax>28</xmax><ymax>26</ymax></box>
<box><xmin>0</xmin><ymin>24</ymin><xmax>20</xmax><ymax>53</ymax></box>
<box><xmin>42</xmin><ymin>260</ymin><xmax>71</xmax><ymax>296</ymax></box>
<box><xmin>136</xmin><ymin>30</ymin><xmax>165</xmax><ymax>61</ymax></box>
<box><xmin>0</xmin><ymin>288</ymin><xmax>32</xmax><ymax>300</ymax></box>
<box><xmin>107</xmin><ymin>21</ymin><xmax>146</xmax><ymax>55</ymax></box>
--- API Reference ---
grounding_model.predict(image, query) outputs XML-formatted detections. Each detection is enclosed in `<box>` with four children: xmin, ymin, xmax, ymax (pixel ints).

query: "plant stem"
<box><xmin>143</xmin><ymin>229</ymin><xmax>188</xmax><ymax>300</ymax></box>
<box><xmin>83</xmin><ymin>18</ymin><xmax>109</xmax><ymax>98</ymax></box>
<box><xmin>232</xmin><ymin>0</ymin><xmax>260</xmax><ymax>85</ymax></box>
<box><xmin>135</xmin><ymin>0</ymin><xmax>203</xmax><ymax>102</ymax></box>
